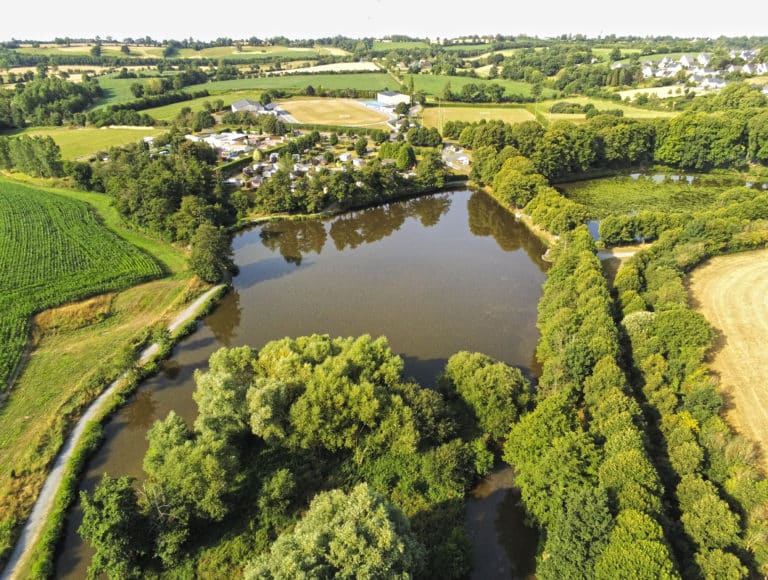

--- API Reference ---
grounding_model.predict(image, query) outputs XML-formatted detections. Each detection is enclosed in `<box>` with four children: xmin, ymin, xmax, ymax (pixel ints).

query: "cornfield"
<box><xmin>0</xmin><ymin>180</ymin><xmax>163</xmax><ymax>389</ymax></box>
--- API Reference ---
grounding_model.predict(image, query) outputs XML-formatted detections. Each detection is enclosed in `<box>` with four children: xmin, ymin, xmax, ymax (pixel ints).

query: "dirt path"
<box><xmin>0</xmin><ymin>284</ymin><xmax>225</xmax><ymax>580</ymax></box>
<box><xmin>688</xmin><ymin>249</ymin><xmax>768</xmax><ymax>470</ymax></box>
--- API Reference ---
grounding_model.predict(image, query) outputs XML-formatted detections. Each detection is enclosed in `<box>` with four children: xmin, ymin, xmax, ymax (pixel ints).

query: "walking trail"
<box><xmin>0</xmin><ymin>284</ymin><xmax>224</xmax><ymax>580</ymax></box>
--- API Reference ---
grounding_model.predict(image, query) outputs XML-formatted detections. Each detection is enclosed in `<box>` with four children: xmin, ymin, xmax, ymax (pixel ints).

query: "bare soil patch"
<box><xmin>688</xmin><ymin>249</ymin><xmax>768</xmax><ymax>469</ymax></box>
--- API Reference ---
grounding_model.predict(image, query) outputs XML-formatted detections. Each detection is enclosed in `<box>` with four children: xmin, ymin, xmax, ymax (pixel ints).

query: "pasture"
<box><xmin>20</xmin><ymin>126</ymin><xmax>164</xmax><ymax>159</ymax></box>
<box><xmin>422</xmin><ymin>105</ymin><xmax>535</xmax><ymax>127</ymax></box>
<box><xmin>688</xmin><ymin>249</ymin><xmax>768</xmax><ymax>470</ymax></box>
<box><xmin>0</xmin><ymin>178</ymin><xmax>163</xmax><ymax>390</ymax></box>
<box><xmin>279</xmin><ymin>99</ymin><xmax>392</xmax><ymax>126</ymax></box>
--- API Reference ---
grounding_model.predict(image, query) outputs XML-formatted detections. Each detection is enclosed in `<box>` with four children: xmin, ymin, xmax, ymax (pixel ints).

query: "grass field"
<box><xmin>184</xmin><ymin>72</ymin><xmax>396</xmax><ymax>95</ymax></box>
<box><xmin>688</xmin><ymin>249</ymin><xmax>768</xmax><ymax>470</ymax></box>
<box><xmin>422</xmin><ymin>105</ymin><xmax>535</xmax><ymax>127</ymax></box>
<box><xmin>142</xmin><ymin>91</ymin><xmax>258</xmax><ymax>120</ymax></box>
<box><xmin>280</xmin><ymin>99</ymin><xmax>391</xmax><ymax>126</ymax></box>
<box><xmin>412</xmin><ymin>74</ymin><xmax>556</xmax><ymax>99</ymax></box>
<box><xmin>372</xmin><ymin>40</ymin><xmax>431</xmax><ymax>51</ymax></box>
<box><xmin>558</xmin><ymin>175</ymin><xmax>728</xmax><ymax>218</ymax></box>
<box><xmin>539</xmin><ymin>96</ymin><xmax>679</xmax><ymax>122</ymax></box>
<box><xmin>18</xmin><ymin>126</ymin><xmax>164</xmax><ymax>160</ymax></box>
<box><xmin>616</xmin><ymin>85</ymin><xmax>707</xmax><ymax>100</ymax></box>
<box><xmin>0</xmin><ymin>178</ymin><xmax>164</xmax><ymax>390</ymax></box>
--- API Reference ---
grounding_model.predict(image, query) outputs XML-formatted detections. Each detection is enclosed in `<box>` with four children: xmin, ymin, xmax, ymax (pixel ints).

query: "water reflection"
<box><xmin>205</xmin><ymin>289</ymin><xmax>242</xmax><ymax>346</ymax></box>
<box><xmin>260</xmin><ymin>194</ymin><xmax>454</xmax><ymax>260</ymax></box>
<box><xmin>260</xmin><ymin>220</ymin><xmax>327</xmax><ymax>265</ymax></box>
<box><xmin>123</xmin><ymin>390</ymin><xmax>159</xmax><ymax>431</ymax></box>
<box><xmin>467</xmin><ymin>191</ymin><xmax>549</xmax><ymax>267</ymax></box>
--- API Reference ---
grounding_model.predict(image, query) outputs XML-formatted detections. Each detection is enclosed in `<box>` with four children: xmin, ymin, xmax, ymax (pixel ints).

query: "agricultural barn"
<box><xmin>231</xmin><ymin>99</ymin><xmax>263</xmax><ymax>113</ymax></box>
<box><xmin>376</xmin><ymin>91</ymin><xmax>411</xmax><ymax>107</ymax></box>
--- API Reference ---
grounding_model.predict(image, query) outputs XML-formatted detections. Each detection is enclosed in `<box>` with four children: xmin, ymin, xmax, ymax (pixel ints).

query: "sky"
<box><xmin>2</xmin><ymin>0</ymin><xmax>767</xmax><ymax>42</ymax></box>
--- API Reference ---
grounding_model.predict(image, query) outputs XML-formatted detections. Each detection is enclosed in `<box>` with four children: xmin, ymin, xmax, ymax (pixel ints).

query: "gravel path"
<box><xmin>0</xmin><ymin>284</ymin><xmax>224</xmax><ymax>580</ymax></box>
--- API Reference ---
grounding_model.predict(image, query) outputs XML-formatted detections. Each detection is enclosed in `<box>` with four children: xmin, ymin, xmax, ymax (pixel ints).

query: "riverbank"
<box><xmin>1</xmin><ymin>283</ymin><xmax>227</xmax><ymax>579</ymax></box>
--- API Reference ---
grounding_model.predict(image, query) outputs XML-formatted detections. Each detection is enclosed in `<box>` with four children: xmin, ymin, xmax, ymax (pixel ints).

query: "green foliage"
<box><xmin>189</xmin><ymin>224</ymin><xmax>235</xmax><ymax>284</ymax></box>
<box><xmin>594</xmin><ymin>510</ymin><xmax>680</xmax><ymax>579</ymax></box>
<box><xmin>0</xmin><ymin>135</ymin><xmax>63</xmax><ymax>177</ymax></box>
<box><xmin>244</xmin><ymin>484</ymin><xmax>425</xmax><ymax>579</ymax></box>
<box><xmin>79</xmin><ymin>476</ymin><xmax>150</xmax><ymax>579</ymax></box>
<box><xmin>524</xmin><ymin>187</ymin><xmax>589</xmax><ymax>235</ymax></box>
<box><xmin>0</xmin><ymin>179</ymin><xmax>162</xmax><ymax>389</ymax></box>
<box><xmin>442</xmin><ymin>351</ymin><xmax>530</xmax><ymax>441</ymax></box>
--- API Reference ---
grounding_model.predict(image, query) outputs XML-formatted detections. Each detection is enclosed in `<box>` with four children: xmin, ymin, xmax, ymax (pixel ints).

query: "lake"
<box><xmin>56</xmin><ymin>188</ymin><xmax>546</xmax><ymax>578</ymax></box>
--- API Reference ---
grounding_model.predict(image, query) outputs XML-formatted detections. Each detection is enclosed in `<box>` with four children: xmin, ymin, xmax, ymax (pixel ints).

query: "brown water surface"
<box><xmin>56</xmin><ymin>189</ymin><xmax>547</xmax><ymax>578</ymax></box>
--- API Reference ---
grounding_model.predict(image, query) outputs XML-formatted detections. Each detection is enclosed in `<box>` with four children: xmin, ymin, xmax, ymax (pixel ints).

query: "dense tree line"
<box><xmin>613</xmin><ymin>198</ymin><xmax>768</xmax><ymax>576</ymax></box>
<box><xmin>0</xmin><ymin>135</ymin><xmax>63</xmax><ymax>177</ymax></box>
<box><xmin>0</xmin><ymin>75</ymin><xmax>101</xmax><ymax>128</ymax></box>
<box><xmin>454</xmin><ymin>92</ymin><xmax>768</xmax><ymax>180</ymax></box>
<box><xmin>80</xmin><ymin>334</ymin><xmax>533</xmax><ymax>578</ymax></box>
<box><xmin>503</xmin><ymin>227</ymin><xmax>678</xmax><ymax>578</ymax></box>
<box><xmin>252</xmin><ymin>152</ymin><xmax>448</xmax><ymax>214</ymax></box>
<box><xmin>84</xmin><ymin>133</ymin><xmax>239</xmax><ymax>244</ymax></box>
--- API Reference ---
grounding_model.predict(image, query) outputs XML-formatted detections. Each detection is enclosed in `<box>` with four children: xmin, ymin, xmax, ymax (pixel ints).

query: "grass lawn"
<box><xmin>558</xmin><ymin>174</ymin><xmax>732</xmax><ymax>218</ymax></box>
<box><xmin>18</xmin><ymin>126</ymin><xmax>164</xmax><ymax>160</ymax></box>
<box><xmin>421</xmin><ymin>105</ymin><xmax>535</xmax><ymax>127</ymax></box>
<box><xmin>280</xmin><ymin>99</ymin><xmax>391</xmax><ymax>126</ymax></box>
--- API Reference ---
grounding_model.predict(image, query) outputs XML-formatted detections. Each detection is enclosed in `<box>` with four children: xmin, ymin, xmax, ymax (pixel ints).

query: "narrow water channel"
<box><xmin>55</xmin><ymin>189</ymin><xmax>547</xmax><ymax>578</ymax></box>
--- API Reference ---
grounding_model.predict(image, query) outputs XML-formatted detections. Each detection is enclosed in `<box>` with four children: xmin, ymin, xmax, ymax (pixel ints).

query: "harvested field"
<box><xmin>266</xmin><ymin>62</ymin><xmax>381</xmax><ymax>75</ymax></box>
<box><xmin>688</xmin><ymin>249</ymin><xmax>768</xmax><ymax>469</ymax></box>
<box><xmin>279</xmin><ymin>99</ymin><xmax>391</xmax><ymax>126</ymax></box>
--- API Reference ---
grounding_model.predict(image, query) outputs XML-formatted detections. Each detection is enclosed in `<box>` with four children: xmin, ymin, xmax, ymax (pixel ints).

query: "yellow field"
<box><xmin>422</xmin><ymin>106</ymin><xmax>536</xmax><ymax>127</ymax></box>
<box><xmin>689</xmin><ymin>249</ymin><xmax>768</xmax><ymax>470</ymax></box>
<box><xmin>279</xmin><ymin>99</ymin><xmax>391</xmax><ymax>126</ymax></box>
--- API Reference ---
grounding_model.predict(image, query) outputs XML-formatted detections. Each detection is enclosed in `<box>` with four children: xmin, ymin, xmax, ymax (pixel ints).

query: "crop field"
<box><xmin>558</xmin><ymin>174</ymin><xmax>729</xmax><ymax>218</ymax></box>
<box><xmin>422</xmin><ymin>105</ymin><xmax>535</xmax><ymax>126</ymax></box>
<box><xmin>185</xmin><ymin>72</ymin><xmax>395</xmax><ymax>94</ymax></box>
<box><xmin>689</xmin><ymin>249</ymin><xmax>768</xmax><ymax>469</ymax></box>
<box><xmin>280</xmin><ymin>99</ymin><xmax>391</xmax><ymax>126</ymax></box>
<box><xmin>616</xmin><ymin>85</ymin><xmax>708</xmax><ymax>100</ymax></box>
<box><xmin>20</xmin><ymin>126</ymin><xmax>163</xmax><ymax>159</ymax></box>
<box><xmin>266</xmin><ymin>62</ymin><xmax>381</xmax><ymax>75</ymax></box>
<box><xmin>0</xmin><ymin>179</ymin><xmax>163</xmax><ymax>389</ymax></box>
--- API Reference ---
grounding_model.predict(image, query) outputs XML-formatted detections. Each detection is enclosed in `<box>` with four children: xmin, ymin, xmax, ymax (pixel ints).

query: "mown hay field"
<box><xmin>279</xmin><ymin>99</ymin><xmax>391</xmax><ymax>126</ymax></box>
<box><xmin>422</xmin><ymin>105</ymin><xmax>535</xmax><ymax>127</ymax></box>
<box><xmin>688</xmin><ymin>249</ymin><xmax>768</xmax><ymax>470</ymax></box>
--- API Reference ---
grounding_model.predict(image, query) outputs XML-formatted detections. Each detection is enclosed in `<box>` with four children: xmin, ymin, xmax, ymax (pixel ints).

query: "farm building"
<box><xmin>376</xmin><ymin>91</ymin><xmax>411</xmax><ymax>107</ymax></box>
<box><xmin>231</xmin><ymin>99</ymin><xmax>263</xmax><ymax>113</ymax></box>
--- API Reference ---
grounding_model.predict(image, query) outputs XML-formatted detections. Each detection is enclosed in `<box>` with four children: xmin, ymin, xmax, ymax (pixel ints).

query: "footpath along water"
<box><xmin>56</xmin><ymin>189</ymin><xmax>547</xmax><ymax>578</ymax></box>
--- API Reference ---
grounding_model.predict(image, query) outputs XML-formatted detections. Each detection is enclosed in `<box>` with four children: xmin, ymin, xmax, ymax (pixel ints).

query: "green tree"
<box><xmin>79</xmin><ymin>476</ymin><xmax>149</xmax><ymax>580</ymax></box>
<box><xmin>244</xmin><ymin>484</ymin><xmax>425</xmax><ymax>579</ymax></box>
<box><xmin>354</xmin><ymin>136</ymin><xmax>368</xmax><ymax>157</ymax></box>
<box><xmin>396</xmin><ymin>143</ymin><xmax>416</xmax><ymax>170</ymax></box>
<box><xmin>189</xmin><ymin>224</ymin><xmax>235</xmax><ymax>283</ymax></box>
<box><xmin>442</xmin><ymin>351</ymin><xmax>530</xmax><ymax>441</ymax></box>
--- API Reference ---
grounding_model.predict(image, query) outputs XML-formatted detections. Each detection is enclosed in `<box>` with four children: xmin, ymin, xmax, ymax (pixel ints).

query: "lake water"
<box><xmin>55</xmin><ymin>188</ymin><xmax>547</xmax><ymax>578</ymax></box>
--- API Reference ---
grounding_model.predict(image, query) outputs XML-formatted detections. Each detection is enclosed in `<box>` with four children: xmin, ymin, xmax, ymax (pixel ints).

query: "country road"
<box><xmin>0</xmin><ymin>284</ymin><xmax>225</xmax><ymax>580</ymax></box>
